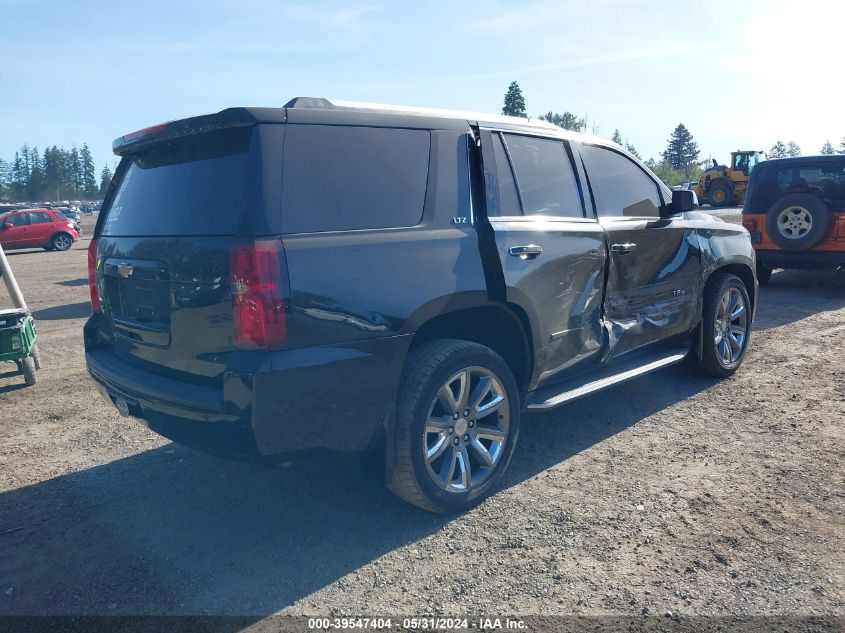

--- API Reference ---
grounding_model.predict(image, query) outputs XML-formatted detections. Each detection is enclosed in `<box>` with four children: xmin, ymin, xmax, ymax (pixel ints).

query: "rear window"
<box><xmin>100</xmin><ymin>127</ymin><xmax>253</xmax><ymax>237</ymax></box>
<box><xmin>282</xmin><ymin>125</ymin><xmax>430</xmax><ymax>233</ymax></box>
<box><xmin>748</xmin><ymin>159</ymin><xmax>845</xmax><ymax>212</ymax></box>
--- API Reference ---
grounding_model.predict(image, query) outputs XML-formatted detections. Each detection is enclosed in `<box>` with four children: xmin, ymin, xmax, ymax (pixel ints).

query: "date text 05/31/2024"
<box><xmin>307</xmin><ymin>617</ymin><xmax>527</xmax><ymax>630</ymax></box>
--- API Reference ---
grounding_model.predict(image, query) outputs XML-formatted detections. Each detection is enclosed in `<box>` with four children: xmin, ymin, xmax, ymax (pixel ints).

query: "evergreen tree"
<box><xmin>611</xmin><ymin>129</ymin><xmax>623</xmax><ymax>145</ymax></box>
<box><xmin>28</xmin><ymin>147</ymin><xmax>45</xmax><ymax>200</ymax></box>
<box><xmin>11</xmin><ymin>151</ymin><xmax>27</xmax><ymax>198</ymax></box>
<box><xmin>81</xmin><ymin>144</ymin><xmax>97</xmax><ymax>196</ymax></box>
<box><xmin>20</xmin><ymin>144</ymin><xmax>31</xmax><ymax>175</ymax></box>
<box><xmin>820</xmin><ymin>140</ymin><xmax>835</xmax><ymax>155</ymax></box>
<box><xmin>502</xmin><ymin>81</ymin><xmax>527</xmax><ymax>118</ymax></box>
<box><xmin>99</xmin><ymin>165</ymin><xmax>114</xmax><ymax>195</ymax></box>
<box><xmin>625</xmin><ymin>143</ymin><xmax>642</xmax><ymax>160</ymax></box>
<box><xmin>662</xmin><ymin>123</ymin><xmax>700</xmax><ymax>177</ymax></box>
<box><xmin>0</xmin><ymin>158</ymin><xmax>9</xmax><ymax>197</ymax></box>
<box><xmin>768</xmin><ymin>141</ymin><xmax>788</xmax><ymax>159</ymax></box>
<box><xmin>538</xmin><ymin>111</ymin><xmax>584</xmax><ymax>131</ymax></box>
<box><xmin>786</xmin><ymin>141</ymin><xmax>801</xmax><ymax>158</ymax></box>
<box><xmin>839</xmin><ymin>137</ymin><xmax>845</xmax><ymax>154</ymax></box>
<box><xmin>43</xmin><ymin>146</ymin><xmax>64</xmax><ymax>200</ymax></box>
<box><xmin>68</xmin><ymin>146</ymin><xmax>82</xmax><ymax>194</ymax></box>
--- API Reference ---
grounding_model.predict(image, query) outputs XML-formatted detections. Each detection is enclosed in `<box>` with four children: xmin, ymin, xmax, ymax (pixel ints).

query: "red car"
<box><xmin>0</xmin><ymin>208</ymin><xmax>79</xmax><ymax>252</ymax></box>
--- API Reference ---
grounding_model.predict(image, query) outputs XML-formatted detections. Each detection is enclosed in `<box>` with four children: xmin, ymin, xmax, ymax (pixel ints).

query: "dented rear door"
<box><xmin>478</xmin><ymin>129</ymin><xmax>608</xmax><ymax>387</ymax></box>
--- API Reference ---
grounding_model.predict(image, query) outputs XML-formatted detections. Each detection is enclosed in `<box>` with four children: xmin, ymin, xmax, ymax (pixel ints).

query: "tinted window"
<box><xmin>504</xmin><ymin>134</ymin><xmax>583</xmax><ymax>218</ymax></box>
<box><xmin>5</xmin><ymin>213</ymin><xmax>29</xmax><ymax>227</ymax></box>
<box><xmin>100</xmin><ymin>127</ymin><xmax>253</xmax><ymax>237</ymax></box>
<box><xmin>580</xmin><ymin>145</ymin><xmax>662</xmax><ymax>218</ymax></box>
<box><xmin>489</xmin><ymin>132</ymin><xmax>521</xmax><ymax>216</ymax></box>
<box><xmin>29</xmin><ymin>212</ymin><xmax>52</xmax><ymax>224</ymax></box>
<box><xmin>749</xmin><ymin>159</ymin><xmax>845</xmax><ymax>212</ymax></box>
<box><xmin>283</xmin><ymin>125</ymin><xmax>430</xmax><ymax>233</ymax></box>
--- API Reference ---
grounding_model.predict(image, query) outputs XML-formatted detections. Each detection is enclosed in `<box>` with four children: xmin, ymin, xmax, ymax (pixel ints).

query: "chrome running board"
<box><xmin>526</xmin><ymin>348</ymin><xmax>689</xmax><ymax>411</ymax></box>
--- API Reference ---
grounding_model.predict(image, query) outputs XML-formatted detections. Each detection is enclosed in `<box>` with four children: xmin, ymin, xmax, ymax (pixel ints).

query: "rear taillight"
<box><xmin>87</xmin><ymin>239</ymin><xmax>101</xmax><ymax>313</ymax></box>
<box><xmin>742</xmin><ymin>219</ymin><xmax>756</xmax><ymax>232</ymax></box>
<box><xmin>230</xmin><ymin>240</ymin><xmax>287</xmax><ymax>349</ymax></box>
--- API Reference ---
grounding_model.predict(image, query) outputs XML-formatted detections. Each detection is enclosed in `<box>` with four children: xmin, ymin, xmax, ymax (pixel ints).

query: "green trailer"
<box><xmin>0</xmin><ymin>308</ymin><xmax>40</xmax><ymax>385</ymax></box>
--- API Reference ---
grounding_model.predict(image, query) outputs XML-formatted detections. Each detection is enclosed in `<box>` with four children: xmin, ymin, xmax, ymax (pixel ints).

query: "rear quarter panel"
<box><xmin>252</xmin><ymin>126</ymin><xmax>490</xmax><ymax>454</ymax></box>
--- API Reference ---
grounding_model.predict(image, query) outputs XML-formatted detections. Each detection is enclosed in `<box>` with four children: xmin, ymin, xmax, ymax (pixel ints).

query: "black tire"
<box><xmin>31</xmin><ymin>344</ymin><xmax>42</xmax><ymax>370</ymax></box>
<box><xmin>51</xmin><ymin>233</ymin><xmax>73</xmax><ymax>251</ymax></box>
<box><xmin>756</xmin><ymin>262</ymin><xmax>773</xmax><ymax>286</ymax></box>
<box><xmin>707</xmin><ymin>181</ymin><xmax>733</xmax><ymax>207</ymax></box>
<box><xmin>388</xmin><ymin>339</ymin><xmax>521</xmax><ymax>513</ymax></box>
<box><xmin>765</xmin><ymin>193</ymin><xmax>829</xmax><ymax>251</ymax></box>
<box><xmin>21</xmin><ymin>356</ymin><xmax>36</xmax><ymax>386</ymax></box>
<box><xmin>695</xmin><ymin>273</ymin><xmax>752</xmax><ymax>377</ymax></box>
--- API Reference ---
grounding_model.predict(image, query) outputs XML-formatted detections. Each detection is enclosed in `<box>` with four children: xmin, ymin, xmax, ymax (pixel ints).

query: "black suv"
<box><xmin>85</xmin><ymin>98</ymin><xmax>757</xmax><ymax>512</ymax></box>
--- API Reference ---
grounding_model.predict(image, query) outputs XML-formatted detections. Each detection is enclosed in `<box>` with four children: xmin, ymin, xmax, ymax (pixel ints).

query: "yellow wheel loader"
<box><xmin>693</xmin><ymin>150</ymin><xmax>764</xmax><ymax>207</ymax></box>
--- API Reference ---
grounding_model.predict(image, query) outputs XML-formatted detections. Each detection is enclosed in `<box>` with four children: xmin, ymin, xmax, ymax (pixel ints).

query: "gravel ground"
<box><xmin>0</xmin><ymin>214</ymin><xmax>843</xmax><ymax>621</ymax></box>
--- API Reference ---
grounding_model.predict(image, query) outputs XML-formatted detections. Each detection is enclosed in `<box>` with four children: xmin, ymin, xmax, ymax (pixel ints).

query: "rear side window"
<box><xmin>282</xmin><ymin>125</ymin><xmax>430</xmax><ymax>233</ymax></box>
<box><xmin>503</xmin><ymin>134</ymin><xmax>584</xmax><ymax>218</ymax></box>
<box><xmin>580</xmin><ymin>144</ymin><xmax>662</xmax><ymax>218</ymax></box>
<box><xmin>490</xmin><ymin>133</ymin><xmax>521</xmax><ymax>216</ymax></box>
<box><xmin>100</xmin><ymin>127</ymin><xmax>253</xmax><ymax>237</ymax></box>
<box><xmin>29</xmin><ymin>212</ymin><xmax>52</xmax><ymax>224</ymax></box>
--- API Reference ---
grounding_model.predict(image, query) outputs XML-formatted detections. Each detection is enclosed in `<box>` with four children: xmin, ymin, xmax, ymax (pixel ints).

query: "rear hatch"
<box><xmin>95</xmin><ymin>124</ymin><xmax>255</xmax><ymax>387</ymax></box>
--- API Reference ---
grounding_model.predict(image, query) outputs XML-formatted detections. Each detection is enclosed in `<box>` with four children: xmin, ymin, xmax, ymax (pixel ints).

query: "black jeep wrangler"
<box><xmin>85</xmin><ymin>98</ymin><xmax>757</xmax><ymax>512</ymax></box>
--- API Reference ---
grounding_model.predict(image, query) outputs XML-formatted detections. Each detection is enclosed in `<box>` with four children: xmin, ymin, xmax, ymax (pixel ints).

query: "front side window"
<box><xmin>503</xmin><ymin>134</ymin><xmax>583</xmax><ymax>218</ymax></box>
<box><xmin>5</xmin><ymin>213</ymin><xmax>29</xmax><ymax>227</ymax></box>
<box><xmin>580</xmin><ymin>144</ymin><xmax>662</xmax><ymax>218</ymax></box>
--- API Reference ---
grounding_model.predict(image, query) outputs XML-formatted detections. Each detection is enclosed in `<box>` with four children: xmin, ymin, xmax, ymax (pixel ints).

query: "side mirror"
<box><xmin>2</xmin><ymin>223</ymin><xmax>12</xmax><ymax>230</ymax></box>
<box><xmin>663</xmin><ymin>189</ymin><xmax>697</xmax><ymax>216</ymax></box>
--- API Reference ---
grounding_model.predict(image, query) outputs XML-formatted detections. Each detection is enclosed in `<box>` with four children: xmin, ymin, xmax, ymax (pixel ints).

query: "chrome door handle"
<box><xmin>508</xmin><ymin>245</ymin><xmax>543</xmax><ymax>260</ymax></box>
<box><xmin>610</xmin><ymin>242</ymin><xmax>637</xmax><ymax>254</ymax></box>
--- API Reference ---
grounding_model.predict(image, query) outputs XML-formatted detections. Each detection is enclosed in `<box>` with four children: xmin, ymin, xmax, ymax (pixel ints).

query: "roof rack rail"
<box><xmin>283</xmin><ymin>97</ymin><xmax>334</xmax><ymax>109</ymax></box>
<box><xmin>281</xmin><ymin>97</ymin><xmax>562</xmax><ymax>132</ymax></box>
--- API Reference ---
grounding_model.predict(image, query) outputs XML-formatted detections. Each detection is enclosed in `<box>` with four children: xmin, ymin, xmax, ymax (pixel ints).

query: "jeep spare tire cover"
<box><xmin>765</xmin><ymin>193</ymin><xmax>829</xmax><ymax>251</ymax></box>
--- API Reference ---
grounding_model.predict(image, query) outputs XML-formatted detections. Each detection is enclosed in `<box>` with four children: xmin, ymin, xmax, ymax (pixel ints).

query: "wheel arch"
<box><xmin>51</xmin><ymin>231</ymin><xmax>74</xmax><ymax>247</ymax></box>
<box><xmin>694</xmin><ymin>260</ymin><xmax>756</xmax><ymax>361</ymax></box>
<box><xmin>703</xmin><ymin>261</ymin><xmax>756</xmax><ymax>320</ymax></box>
<box><xmin>408</xmin><ymin>302</ymin><xmax>534</xmax><ymax>392</ymax></box>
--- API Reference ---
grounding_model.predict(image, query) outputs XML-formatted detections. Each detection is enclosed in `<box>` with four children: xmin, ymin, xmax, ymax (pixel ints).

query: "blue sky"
<box><xmin>1</xmin><ymin>0</ymin><xmax>843</xmax><ymax>172</ymax></box>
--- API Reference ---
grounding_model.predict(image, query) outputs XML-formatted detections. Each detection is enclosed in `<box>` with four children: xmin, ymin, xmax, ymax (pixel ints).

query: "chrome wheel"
<box><xmin>776</xmin><ymin>206</ymin><xmax>812</xmax><ymax>239</ymax></box>
<box><xmin>713</xmin><ymin>287</ymin><xmax>748</xmax><ymax>367</ymax></box>
<box><xmin>423</xmin><ymin>366</ymin><xmax>510</xmax><ymax>493</ymax></box>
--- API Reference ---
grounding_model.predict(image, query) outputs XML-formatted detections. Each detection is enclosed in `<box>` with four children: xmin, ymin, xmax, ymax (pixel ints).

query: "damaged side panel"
<box><xmin>601</xmin><ymin>218</ymin><xmax>702</xmax><ymax>362</ymax></box>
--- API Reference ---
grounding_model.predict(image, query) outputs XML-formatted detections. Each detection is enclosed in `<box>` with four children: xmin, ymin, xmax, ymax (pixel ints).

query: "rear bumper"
<box><xmin>755</xmin><ymin>249</ymin><xmax>845</xmax><ymax>269</ymax></box>
<box><xmin>86</xmin><ymin>334</ymin><xmax>411</xmax><ymax>458</ymax></box>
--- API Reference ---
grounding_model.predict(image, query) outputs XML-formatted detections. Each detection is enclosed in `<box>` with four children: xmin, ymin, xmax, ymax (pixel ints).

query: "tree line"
<box><xmin>0</xmin><ymin>144</ymin><xmax>113</xmax><ymax>201</ymax></box>
<box><xmin>501</xmin><ymin>81</ymin><xmax>845</xmax><ymax>186</ymax></box>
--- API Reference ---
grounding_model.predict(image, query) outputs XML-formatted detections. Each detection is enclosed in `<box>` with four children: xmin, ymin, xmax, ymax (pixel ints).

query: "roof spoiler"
<box><xmin>112</xmin><ymin>108</ymin><xmax>257</xmax><ymax>156</ymax></box>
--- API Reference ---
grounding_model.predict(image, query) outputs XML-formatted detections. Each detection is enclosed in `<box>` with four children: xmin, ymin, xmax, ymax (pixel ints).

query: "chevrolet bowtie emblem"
<box><xmin>117</xmin><ymin>263</ymin><xmax>134</xmax><ymax>278</ymax></box>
